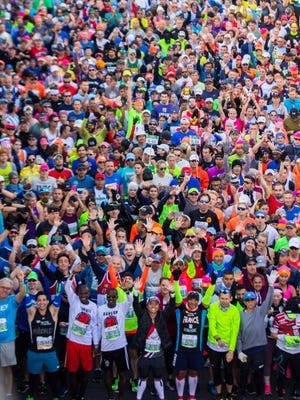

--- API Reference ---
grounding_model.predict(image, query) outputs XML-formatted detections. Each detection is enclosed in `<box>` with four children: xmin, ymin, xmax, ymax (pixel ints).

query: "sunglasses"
<box><xmin>200</xmin><ymin>200</ymin><xmax>209</xmax><ymax>204</ymax></box>
<box><xmin>28</xmin><ymin>279</ymin><xmax>37</xmax><ymax>282</ymax></box>
<box><xmin>27</xmin><ymin>245</ymin><xmax>37</xmax><ymax>248</ymax></box>
<box><xmin>189</xmin><ymin>193</ymin><xmax>198</xmax><ymax>196</ymax></box>
<box><xmin>244</xmin><ymin>298</ymin><xmax>256</xmax><ymax>302</ymax></box>
<box><xmin>159</xmin><ymin>168</ymin><xmax>166</xmax><ymax>171</ymax></box>
<box><xmin>237</xmin><ymin>207</ymin><xmax>246</xmax><ymax>211</ymax></box>
<box><xmin>256</xmin><ymin>216</ymin><xmax>265</xmax><ymax>219</ymax></box>
<box><xmin>186</xmin><ymin>235</ymin><xmax>196</xmax><ymax>239</ymax></box>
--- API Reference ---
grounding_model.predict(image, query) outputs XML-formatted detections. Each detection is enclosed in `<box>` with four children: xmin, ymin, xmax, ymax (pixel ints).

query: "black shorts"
<box><xmin>173</xmin><ymin>350</ymin><xmax>204</xmax><ymax>371</ymax></box>
<box><xmin>126</xmin><ymin>333</ymin><xmax>137</xmax><ymax>350</ymax></box>
<box><xmin>138</xmin><ymin>355</ymin><xmax>165</xmax><ymax>379</ymax></box>
<box><xmin>101</xmin><ymin>347</ymin><xmax>129</xmax><ymax>373</ymax></box>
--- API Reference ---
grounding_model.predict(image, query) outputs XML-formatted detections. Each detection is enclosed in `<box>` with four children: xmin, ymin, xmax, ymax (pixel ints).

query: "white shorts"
<box><xmin>0</xmin><ymin>341</ymin><xmax>16</xmax><ymax>367</ymax></box>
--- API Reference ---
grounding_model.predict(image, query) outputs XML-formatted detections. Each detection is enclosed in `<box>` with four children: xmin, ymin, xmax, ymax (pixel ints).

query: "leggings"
<box><xmin>264</xmin><ymin>337</ymin><xmax>276</xmax><ymax>377</ymax></box>
<box><xmin>277</xmin><ymin>349</ymin><xmax>300</xmax><ymax>396</ymax></box>
<box><xmin>209</xmin><ymin>349</ymin><xmax>233</xmax><ymax>387</ymax></box>
<box><xmin>239</xmin><ymin>351</ymin><xmax>264</xmax><ymax>397</ymax></box>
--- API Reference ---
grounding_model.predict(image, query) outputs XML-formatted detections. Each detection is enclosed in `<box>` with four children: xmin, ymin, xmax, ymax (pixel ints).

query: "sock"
<box><xmin>264</xmin><ymin>375</ymin><xmax>270</xmax><ymax>385</ymax></box>
<box><xmin>176</xmin><ymin>377</ymin><xmax>185</xmax><ymax>397</ymax></box>
<box><xmin>188</xmin><ymin>375</ymin><xmax>198</xmax><ymax>397</ymax></box>
<box><xmin>154</xmin><ymin>379</ymin><xmax>164</xmax><ymax>400</ymax></box>
<box><xmin>137</xmin><ymin>379</ymin><xmax>147</xmax><ymax>400</ymax></box>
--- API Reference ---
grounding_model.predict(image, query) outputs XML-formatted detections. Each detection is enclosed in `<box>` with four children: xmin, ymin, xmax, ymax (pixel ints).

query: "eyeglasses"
<box><xmin>237</xmin><ymin>207</ymin><xmax>246</xmax><ymax>211</ymax></box>
<box><xmin>159</xmin><ymin>167</ymin><xmax>166</xmax><ymax>171</ymax></box>
<box><xmin>186</xmin><ymin>235</ymin><xmax>196</xmax><ymax>239</ymax></box>
<box><xmin>200</xmin><ymin>199</ymin><xmax>209</xmax><ymax>204</ymax></box>
<box><xmin>255</xmin><ymin>216</ymin><xmax>265</xmax><ymax>219</ymax></box>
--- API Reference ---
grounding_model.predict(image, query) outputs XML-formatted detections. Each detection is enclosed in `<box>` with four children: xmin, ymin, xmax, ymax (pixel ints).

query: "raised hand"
<box><xmin>134</xmin><ymin>277</ymin><xmax>142</xmax><ymax>291</ymax></box>
<box><xmin>135</xmin><ymin>239</ymin><xmax>144</xmax><ymax>255</ymax></box>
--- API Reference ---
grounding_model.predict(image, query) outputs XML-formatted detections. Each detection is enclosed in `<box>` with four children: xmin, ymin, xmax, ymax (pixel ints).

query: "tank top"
<box><xmin>29</xmin><ymin>308</ymin><xmax>56</xmax><ymax>353</ymax></box>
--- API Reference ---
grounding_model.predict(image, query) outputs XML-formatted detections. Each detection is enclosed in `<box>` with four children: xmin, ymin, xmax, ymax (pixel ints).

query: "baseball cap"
<box><xmin>27</xmin><ymin>271</ymin><xmax>38</xmax><ymax>281</ymax></box>
<box><xmin>265</xmin><ymin>169</ymin><xmax>275</xmax><ymax>175</ymax></box>
<box><xmin>256</xmin><ymin>255</ymin><xmax>267</xmax><ymax>268</ymax></box>
<box><xmin>146</xmin><ymin>296</ymin><xmax>160</xmax><ymax>304</ymax></box>
<box><xmin>95</xmin><ymin>246</ymin><xmax>108</xmax><ymax>255</ymax></box>
<box><xmin>40</xmin><ymin>164</ymin><xmax>49</xmax><ymax>171</ymax></box>
<box><xmin>289</xmin><ymin>237</ymin><xmax>300</xmax><ymax>248</ymax></box>
<box><xmin>143</xmin><ymin>147</ymin><xmax>155</xmax><ymax>156</ymax></box>
<box><xmin>188</xmin><ymin>187</ymin><xmax>199</xmax><ymax>194</ymax></box>
<box><xmin>243</xmin><ymin>292</ymin><xmax>257</xmax><ymax>301</ymax></box>
<box><xmin>26</xmin><ymin>239</ymin><xmax>38</xmax><ymax>247</ymax></box>
<box><xmin>290</xmin><ymin>108</ymin><xmax>299</xmax><ymax>118</ymax></box>
<box><xmin>157</xmin><ymin>144</ymin><xmax>169</xmax><ymax>153</ymax></box>
<box><xmin>255</xmin><ymin>210</ymin><xmax>267</xmax><ymax>217</ymax></box>
<box><xmin>95</xmin><ymin>173</ymin><xmax>105</xmax><ymax>180</ymax></box>
<box><xmin>126</xmin><ymin>153</ymin><xmax>136</xmax><ymax>161</ymax></box>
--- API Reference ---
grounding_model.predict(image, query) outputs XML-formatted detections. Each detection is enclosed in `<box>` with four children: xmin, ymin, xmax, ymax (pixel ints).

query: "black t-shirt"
<box><xmin>35</xmin><ymin>220</ymin><xmax>70</xmax><ymax>238</ymax></box>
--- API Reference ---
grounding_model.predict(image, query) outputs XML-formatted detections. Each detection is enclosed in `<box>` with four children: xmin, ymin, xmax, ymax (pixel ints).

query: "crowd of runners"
<box><xmin>0</xmin><ymin>0</ymin><xmax>299</xmax><ymax>400</ymax></box>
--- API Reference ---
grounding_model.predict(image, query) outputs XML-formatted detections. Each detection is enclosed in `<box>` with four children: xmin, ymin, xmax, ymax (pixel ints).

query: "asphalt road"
<box><xmin>3</xmin><ymin>366</ymin><xmax>296</xmax><ymax>400</ymax></box>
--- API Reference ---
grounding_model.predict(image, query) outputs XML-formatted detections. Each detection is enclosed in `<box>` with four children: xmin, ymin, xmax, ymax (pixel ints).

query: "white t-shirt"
<box><xmin>65</xmin><ymin>279</ymin><xmax>99</xmax><ymax>346</ymax></box>
<box><xmin>98</xmin><ymin>295</ymin><xmax>132</xmax><ymax>352</ymax></box>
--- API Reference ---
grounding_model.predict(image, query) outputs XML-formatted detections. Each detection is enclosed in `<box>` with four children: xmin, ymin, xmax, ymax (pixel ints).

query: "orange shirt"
<box><xmin>190</xmin><ymin>166</ymin><xmax>209</xmax><ymax>190</ymax></box>
<box><xmin>129</xmin><ymin>220</ymin><xmax>162</xmax><ymax>243</ymax></box>
<box><xmin>226</xmin><ymin>216</ymin><xmax>256</xmax><ymax>235</ymax></box>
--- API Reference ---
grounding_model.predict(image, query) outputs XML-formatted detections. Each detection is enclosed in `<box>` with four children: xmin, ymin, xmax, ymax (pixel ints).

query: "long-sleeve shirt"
<box><xmin>98</xmin><ymin>293</ymin><xmax>133</xmax><ymax>352</ymax></box>
<box><xmin>65</xmin><ymin>279</ymin><xmax>99</xmax><ymax>346</ymax></box>
<box><xmin>237</xmin><ymin>286</ymin><xmax>274</xmax><ymax>353</ymax></box>
<box><xmin>207</xmin><ymin>302</ymin><xmax>240</xmax><ymax>352</ymax></box>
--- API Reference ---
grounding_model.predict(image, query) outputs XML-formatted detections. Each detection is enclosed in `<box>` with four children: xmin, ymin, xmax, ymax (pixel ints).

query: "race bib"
<box><xmin>181</xmin><ymin>334</ymin><xmax>197</xmax><ymax>348</ymax></box>
<box><xmin>145</xmin><ymin>338</ymin><xmax>161</xmax><ymax>353</ymax></box>
<box><xmin>126</xmin><ymin>306</ymin><xmax>134</xmax><ymax>320</ymax></box>
<box><xmin>71</xmin><ymin>320</ymin><xmax>88</xmax><ymax>336</ymax></box>
<box><xmin>104</xmin><ymin>325</ymin><xmax>120</xmax><ymax>340</ymax></box>
<box><xmin>0</xmin><ymin>318</ymin><xmax>7</xmax><ymax>332</ymax></box>
<box><xmin>36</xmin><ymin>335</ymin><xmax>53</xmax><ymax>350</ymax></box>
<box><xmin>180</xmin><ymin>285</ymin><xmax>187</xmax><ymax>298</ymax></box>
<box><xmin>192</xmin><ymin>279</ymin><xmax>202</xmax><ymax>290</ymax></box>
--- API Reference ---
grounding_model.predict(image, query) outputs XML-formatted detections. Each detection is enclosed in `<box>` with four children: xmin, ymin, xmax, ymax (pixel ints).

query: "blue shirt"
<box><xmin>284</xmin><ymin>98</ymin><xmax>300</xmax><ymax>113</ymax></box>
<box><xmin>170</xmin><ymin>176</ymin><xmax>201</xmax><ymax>191</ymax></box>
<box><xmin>281</xmin><ymin>205</ymin><xmax>300</xmax><ymax>221</ymax></box>
<box><xmin>0</xmin><ymin>295</ymin><xmax>19</xmax><ymax>342</ymax></box>
<box><xmin>104</xmin><ymin>173</ymin><xmax>123</xmax><ymax>192</ymax></box>
<box><xmin>171</xmin><ymin>129</ymin><xmax>196</xmax><ymax>146</ymax></box>
<box><xmin>71</xmin><ymin>157</ymin><xmax>98</xmax><ymax>175</ymax></box>
<box><xmin>68</xmin><ymin>175</ymin><xmax>95</xmax><ymax>194</ymax></box>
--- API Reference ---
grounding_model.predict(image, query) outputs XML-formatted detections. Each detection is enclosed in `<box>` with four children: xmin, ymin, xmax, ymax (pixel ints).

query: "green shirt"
<box><xmin>207</xmin><ymin>301</ymin><xmax>240</xmax><ymax>351</ymax></box>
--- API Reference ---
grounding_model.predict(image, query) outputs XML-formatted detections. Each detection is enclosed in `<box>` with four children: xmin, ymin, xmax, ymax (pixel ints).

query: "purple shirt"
<box><xmin>207</xmin><ymin>166</ymin><xmax>225</xmax><ymax>180</ymax></box>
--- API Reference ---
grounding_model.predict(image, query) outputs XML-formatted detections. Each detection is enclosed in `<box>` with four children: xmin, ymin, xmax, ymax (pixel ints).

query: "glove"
<box><xmin>232</xmin><ymin>232</ymin><xmax>242</xmax><ymax>245</ymax></box>
<box><xmin>285</xmin><ymin>336</ymin><xmax>300</xmax><ymax>345</ymax></box>
<box><xmin>199</xmin><ymin>237</ymin><xmax>208</xmax><ymax>251</ymax></box>
<box><xmin>267</xmin><ymin>270</ymin><xmax>278</xmax><ymax>286</ymax></box>
<box><xmin>210</xmin><ymin>273</ymin><xmax>217</xmax><ymax>285</ymax></box>
<box><xmin>172</xmin><ymin>268</ymin><xmax>182</xmax><ymax>281</ymax></box>
<box><xmin>133</xmin><ymin>117</ymin><xmax>139</xmax><ymax>125</ymax></box>
<box><xmin>238</xmin><ymin>352</ymin><xmax>248</xmax><ymax>363</ymax></box>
